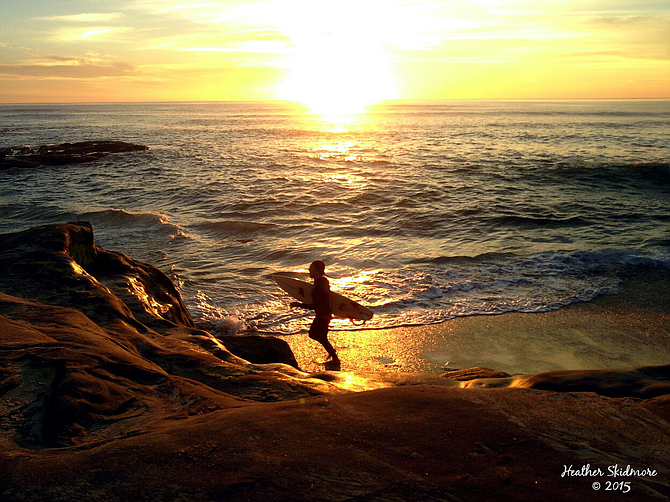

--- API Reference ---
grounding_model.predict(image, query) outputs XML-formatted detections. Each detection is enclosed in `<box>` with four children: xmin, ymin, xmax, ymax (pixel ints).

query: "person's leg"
<box><xmin>320</xmin><ymin>338</ymin><xmax>338</xmax><ymax>361</ymax></box>
<box><xmin>309</xmin><ymin>317</ymin><xmax>338</xmax><ymax>361</ymax></box>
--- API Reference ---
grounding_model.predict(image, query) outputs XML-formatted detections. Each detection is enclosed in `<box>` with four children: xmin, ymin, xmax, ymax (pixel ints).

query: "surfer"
<box><xmin>290</xmin><ymin>260</ymin><xmax>340</xmax><ymax>369</ymax></box>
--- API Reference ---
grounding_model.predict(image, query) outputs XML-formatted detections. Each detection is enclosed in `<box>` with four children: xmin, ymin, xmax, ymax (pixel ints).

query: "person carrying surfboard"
<box><xmin>290</xmin><ymin>260</ymin><xmax>340</xmax><ymax>370</ymax></box>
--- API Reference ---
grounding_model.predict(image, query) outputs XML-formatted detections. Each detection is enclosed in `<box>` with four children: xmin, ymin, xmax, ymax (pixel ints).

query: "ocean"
<box><xmin>1</xmin><ymin>100</ymin><xmax>669</xmax><ymax>339</ymax></box>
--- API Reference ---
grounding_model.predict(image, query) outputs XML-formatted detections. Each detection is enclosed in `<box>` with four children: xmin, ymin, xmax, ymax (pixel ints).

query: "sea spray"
<box><xmin>212</xmin><ymin>316</ymin><xmax>246</xmax><ymax>336</ymax></box>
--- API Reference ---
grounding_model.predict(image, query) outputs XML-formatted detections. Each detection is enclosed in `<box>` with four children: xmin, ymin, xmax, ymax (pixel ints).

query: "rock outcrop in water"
<box><xmin>1</xmin><ymin>223</ymin><xmax>669</xmax><ymax>501</ymax></box>
<box><xmin>0</xmin><ymin>141</ymin><xmax>149</xmax><ymax>169</ymax></box>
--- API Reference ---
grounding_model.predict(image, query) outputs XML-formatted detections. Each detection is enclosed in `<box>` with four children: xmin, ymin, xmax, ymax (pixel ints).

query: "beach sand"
<box><xmin>281</xmin><ymin>267</ymin><xmax>670</xmax><ymax>375</ymax></box>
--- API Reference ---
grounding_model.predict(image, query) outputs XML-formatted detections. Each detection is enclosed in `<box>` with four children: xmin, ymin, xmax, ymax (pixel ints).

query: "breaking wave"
<box><xmin>78</xmin><ymin>209</ymin><xmax>188</xmax><ymax>239</ymax></box>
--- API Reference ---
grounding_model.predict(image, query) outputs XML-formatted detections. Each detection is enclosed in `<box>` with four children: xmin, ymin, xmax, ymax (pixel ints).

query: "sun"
<box><xmin>273</xmin><ymin>0</ymin><xmax>398</xmax><ymax>116</ymax></box>
<box><xmin>278</xmin><ymin>36</ymin><xmax>397</xmax><ymax>116</ymax></box>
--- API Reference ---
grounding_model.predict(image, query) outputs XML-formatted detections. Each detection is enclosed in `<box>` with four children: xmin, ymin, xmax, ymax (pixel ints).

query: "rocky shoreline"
<box><xmin>1</xmin><ymin>223</ymin><xmax>668</xmax><ymax>500</ymax></box>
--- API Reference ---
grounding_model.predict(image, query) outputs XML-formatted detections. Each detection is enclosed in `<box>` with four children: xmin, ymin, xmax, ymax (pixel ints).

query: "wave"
<box><xmin>538</xmin><ymin>161</ymin><xmax>670</xmax><ymax>186</ymax></box>
<box><xmin>547</xmin><ymin>249</ymin><xmax>670</xmax><ymax>271</ymax></box>
<box><xmin>0</xmin><ymin>203</ymin><xmax>71</xmax><ymax>222</ymax></box>
<box><xmin>6</xmin><ymin>101</ymin><xmax>670</xmax><ymax>339</ymax></box>
<box><xmin>489</xmin><ymin>215</ymin><xmax>589</xmax><ymax>228</ymax></box>
<box><xmin>78</xmin><ymin>208</ymin><xmax>188</xmax><ymax>238</ymax></box>
<box><xmin>409</xmin><ymin>252</ymin><xmax>516</xmax><ymax>265</ymax></box>
<box><xmin>195</xmin><ymin>220</ymin><xmax>277</xmax><ymax>235</ymax></box>
<box><xmin>232</xmin><ymin>248</ymin><xmax>670</xmax><ymax>334</ymax></box>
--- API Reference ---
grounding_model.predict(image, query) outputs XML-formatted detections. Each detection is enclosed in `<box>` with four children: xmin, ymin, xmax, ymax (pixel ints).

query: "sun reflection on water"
<box><xmin>313</xmin><ymin>141</ymin><xmax>358</xmax><ymax>161</ymax></box>
<box><xmin>310</xmin><ymin>138</ymin><xmax>379</xmax><ymax>166</ymax></box>
<box><xmin>329</xmin><ymin>270</ymin><xmax>381</xmax><ymax>289</ymax></box>
<box><xmin>322</xmin><ymin>173</ymin><xmax>368</xmax><ymax>189</ymax></box>
<box><xmin>317</xmin><ymin>113</ymin><xmax>360</xmax><ymax>132</ymax></box>
<box><xmin>296</xmin><ymin>103</ymin><xmax>384</xmax><ymax>134</ymax></box>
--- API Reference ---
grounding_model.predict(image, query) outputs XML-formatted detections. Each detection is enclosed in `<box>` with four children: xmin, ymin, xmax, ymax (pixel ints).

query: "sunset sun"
<box><xmin>278</xmin><ymin>36</ymin><xmax>397</xmax><ymax>117</ymax></box>
<box><xmin>273</xmin><ymin>0</ymin><xmax>399</xmax><ymax>115</ymax></box>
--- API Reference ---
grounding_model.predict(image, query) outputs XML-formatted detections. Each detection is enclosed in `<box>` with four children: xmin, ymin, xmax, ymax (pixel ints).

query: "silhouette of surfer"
<box><xmin>290</xmin><ymin>260</ymin><xmax>340</xmax><ymax>370</ymax></box>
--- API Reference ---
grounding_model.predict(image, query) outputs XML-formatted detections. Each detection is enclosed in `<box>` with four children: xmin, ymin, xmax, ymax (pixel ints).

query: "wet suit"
<box><xmin>295</xmin><ymin>277</ymin><xmax>338</xmax><ymax>360</ymax></box>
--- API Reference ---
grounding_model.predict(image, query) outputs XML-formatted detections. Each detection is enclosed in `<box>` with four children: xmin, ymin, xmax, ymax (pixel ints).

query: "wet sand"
<box><xmin>281</xmin><ymin>266</ymin><xmax>670</xmax><ymax>375</ymax></box>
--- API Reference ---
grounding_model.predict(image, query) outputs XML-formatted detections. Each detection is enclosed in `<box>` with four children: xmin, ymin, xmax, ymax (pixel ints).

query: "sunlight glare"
<box><xmin>274</xmin><ymin>0</ymin><xmax>398</xmax><ymax>116</ymax></box>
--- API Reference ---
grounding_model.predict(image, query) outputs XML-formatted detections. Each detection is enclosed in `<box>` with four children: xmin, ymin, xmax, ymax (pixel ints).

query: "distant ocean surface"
<box><xmin>1</xmin><ymin>101</ymin><xmax>669</xmax><ymax>335</ymax></box>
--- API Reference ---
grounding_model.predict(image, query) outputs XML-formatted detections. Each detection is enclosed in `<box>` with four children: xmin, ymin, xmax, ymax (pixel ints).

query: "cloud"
<box><xmin>126</xmin><ymin>0</ymin><xmax>239</xmax><ymax>20</ymax></box>
<box><xmin>52</xmin><ymin>26</ymin><xmax>133</xmax><ymax>42</ymax></box>
<box><xmin>36</xmin><ymin>13</ymin><xmax>125</xmax><ymax>23</ymax></box>
<box><xmin>586</xmin><ymin>14</ymin><xmax>670</xmax><ymax>27</ymax></box>
<box><xmin>32</xmin><ymin>10</ymin><xmax>132</xmax><ymax>43</ymax></box>
<box><xmin>582</xmin><ymin>15</ymin><xmax>670</xmax><ymax>60</ymax></box>
<box><xmin>4</xmin><ymin>0</ymin><xmax>667</xmax><ymax>100</ymax></box>
<box><xmin>134</xmin><ymin>27</ymin><xmax>290</xmax><ymax>59</ymax></box>
<box><xmin>0</xmin><ymin>54</ymin><xmax>135</xmax><ymax>79</ymax></box>
<box><xmin>127</xmin><ymin>1</ymin><xmax>217</xmax><ymax>11</ymax></box>
<box><xmin>0</xmin><ymin>62</ymin><xmax>134</xmax><ymax>79</ymax></box>
<box><xmin>179</xmin><ymin>40</ymin><xmax>288</xmax><ymax>54</ymax></box>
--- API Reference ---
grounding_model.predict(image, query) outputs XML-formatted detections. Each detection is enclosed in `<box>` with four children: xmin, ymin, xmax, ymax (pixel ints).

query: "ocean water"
<box><xmin>1</xmin><ymin>100</ymin><xmax>669</xmax><ymax>336</ymax></box>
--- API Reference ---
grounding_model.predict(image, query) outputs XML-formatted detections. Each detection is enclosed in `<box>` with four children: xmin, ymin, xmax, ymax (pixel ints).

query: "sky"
<box><xmin>1</xmin><ymin>0</ymin><xmax>669</xmax><ymax>105</ymax></box>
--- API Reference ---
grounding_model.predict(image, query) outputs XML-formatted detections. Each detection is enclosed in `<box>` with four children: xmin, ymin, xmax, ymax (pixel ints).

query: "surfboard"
<box><xmin>271</xmin><ymin>274</ymin><xmax>374</xmax><ymax>321</ymax></box>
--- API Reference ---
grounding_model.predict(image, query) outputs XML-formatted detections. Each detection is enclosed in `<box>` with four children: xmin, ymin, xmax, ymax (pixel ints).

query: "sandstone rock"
<box><xmin>220</xmin><ymin>335</ymin><xmax>300</xmax><ymax>369</ymax></box>
<box><xmin>2</xmin><ymin>384</ymin><xmax>670</xmax><ymax>501</ymax></box>
<box><xmin>0</xmin><ymin>221</ymin><xmax>191</xmax><ymax>329</ymax></box>
<box><xmin>441</xmin><ymin>366</ymin><xmax>511</xmax><ymax>381</ymax></box>
<box><xmin>515</xmin><ymin>364</ymin><xmax>670</xmax><ymax>398</ymax></box>
<box><xmin>0</xmin><ymin>223</ymin><xmax>328</xmax><ymax>447</ymax></box>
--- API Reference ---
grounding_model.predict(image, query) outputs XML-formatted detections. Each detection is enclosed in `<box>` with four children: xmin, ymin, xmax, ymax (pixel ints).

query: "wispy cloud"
<box><xmin>36</xmin><ymin>13</ymin><xmax>125</xmax><ymax>23</ymax></box>
<box><xmin>583</xmin><ymin>14</ymin><xmax>670</xmax><ymax>60</ymax></box>
<box><xmin>31</xmin><ymin>9</ymin><xmax>134</xmax><ymax>43</ymax></box>
<box><xmin>0</xmin><ymin>59</ymin><xmax>134</xmax><ymax>79</ymax></box>
<box><xmin>179</xmin><ymin>40</ymin><xmax>287</xmax><ymax>54</ymax></box>
<box><xmin>52</xmin><ymin>26</ymin><xmax>133</xmax><ymax>43</ymax></box>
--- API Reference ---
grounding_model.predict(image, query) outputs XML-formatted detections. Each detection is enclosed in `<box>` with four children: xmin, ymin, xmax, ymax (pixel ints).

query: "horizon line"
<box><xmin>1</xmin><ymin>97</ymin><xmax>670</xmax><ymax>106</ymax></box>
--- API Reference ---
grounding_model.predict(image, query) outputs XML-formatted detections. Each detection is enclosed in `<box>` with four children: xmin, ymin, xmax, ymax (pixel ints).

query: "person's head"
<box><xmin>309</xmin><ymin>260</ymin><xmax>326</xmax><ymax>279</ymax></box>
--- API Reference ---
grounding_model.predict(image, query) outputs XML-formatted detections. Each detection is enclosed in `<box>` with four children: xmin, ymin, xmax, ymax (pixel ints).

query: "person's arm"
<box><xmin>290</xmin><ymin>301</ymin><xmax>314</xmax><ymax>310</ymax></box>
<box><xmin>290</xmin><ymin>280</ymin><xmax>326</xmax><ymax>310</ymax></box>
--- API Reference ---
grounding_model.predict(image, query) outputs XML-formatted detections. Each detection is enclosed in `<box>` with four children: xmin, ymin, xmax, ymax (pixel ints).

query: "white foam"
<box><xmin>212</xmin><ymin>316</ymin><xmax>246</xmax><ymax>336</ymax></box>
<box><xmin>222</xmin><ymin>249</ymin><xmax>670</xmax><ymax>334</ymax></box>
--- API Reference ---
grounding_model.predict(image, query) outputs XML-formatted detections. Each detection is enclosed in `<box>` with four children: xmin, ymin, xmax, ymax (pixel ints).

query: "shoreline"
<box><xmin>279</xmin><ymin>265</ymin><xmax>670</xmax><ymax>375</ymax></box>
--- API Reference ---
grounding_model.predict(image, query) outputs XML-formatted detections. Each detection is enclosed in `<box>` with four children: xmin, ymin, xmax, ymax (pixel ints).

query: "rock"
<box><xmin>0</xmin><ymin>221</ymin><xmax>192</xmax><ymax>329</ymax></box>
<box><xmin>0</xmin><ymin>224</ymin><xmax>304</xmax><ymax>382</ymax></box>
<box><xmin>90</xmin><ymin>236</ymin><xmax>195</xmax><ymax>330</ymax></box>
<box><xmin>2</xmin><ymin>384</ymin><xmax>670</xmax><ymax>501</ymax></box>
<box><xmin>0</xmin><ymin>141</ymin><xmax>149</xmax><ymax>169</ymax></box>
<box><xmin>220</xmin><ymin>335</ymin><xmax>300</xmax><ymax>369</ymax></box>
<box><xmin>0</xmin><ymin>223</ymin><xmax>329</xmax><ymax>447</ymax></box>
<box><xmin>514</xmin><ymin>364</ymin><xmax>670</xmax><ymax>399</ymax></box>
<box><xmin>441</xmin><ymin>366</ymin><xmax>511</xmax><ymax>381</ymax></box>
<box><xmin>2</xmin><ymin>223</ymin><xmax>670</xmax><ymax>500</ymax></box>
<box><xmin>640</xmin><ymin>394</ymin><xmax>670</xmax><ymax>422</ymax></box>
